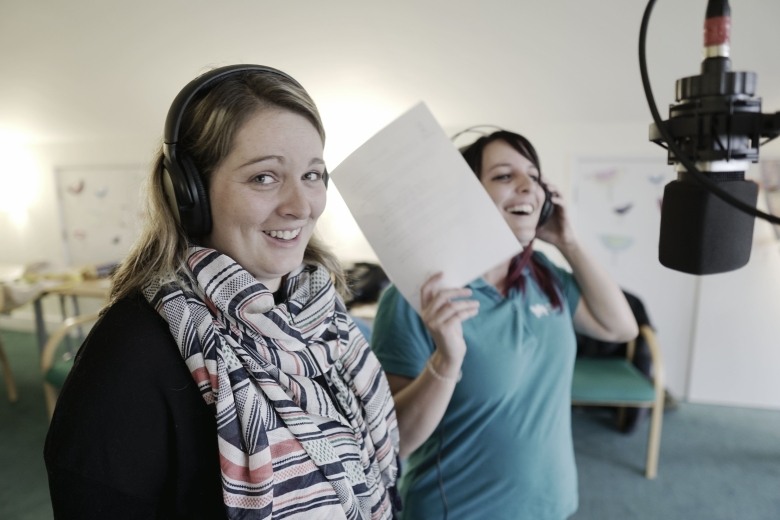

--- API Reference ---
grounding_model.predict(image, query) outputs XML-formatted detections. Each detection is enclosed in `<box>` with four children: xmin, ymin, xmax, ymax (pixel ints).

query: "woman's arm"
<box><xmin>384</xmin><ymin>274</ymin><xmax>478</xmax><ymax>459</ymax></box>
<box><xmin>536</xmin><ymin>186</ymin><xmax>638</xmax><ymax>342</ymax></box>
<box><xmin>561</xmin><ymin>240</ymin><xmax>638</xmax><ymax>342</ymax></box>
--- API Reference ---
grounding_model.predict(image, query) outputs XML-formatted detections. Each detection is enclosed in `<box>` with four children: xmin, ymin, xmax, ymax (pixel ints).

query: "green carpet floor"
<box><xmin>571</xmin><ymin>405</ymin><xmax>780</xmax><ymax>519</ymax></box>
<box><xmin>1</xmin><ymin>328</ymin><xmax>779</xmax><ymax>519</ymax></box>
<box><xmin>1</xmin><ymin>329</ymin><xmax>54</xmax><ymax>520</ymax></box>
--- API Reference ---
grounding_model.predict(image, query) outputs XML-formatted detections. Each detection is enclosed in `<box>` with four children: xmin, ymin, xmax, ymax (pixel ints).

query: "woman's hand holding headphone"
<box><xmin>535</xmin><ymin>183</ymin><xmax>577</xmax><ymax>250</ymax></box>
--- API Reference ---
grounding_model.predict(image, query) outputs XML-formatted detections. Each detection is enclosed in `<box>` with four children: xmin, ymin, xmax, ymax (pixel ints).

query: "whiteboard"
<box><xmin>55</xmin><ymin>165</ymin><xmax>147</xmax><ymax>267</ymax></box>
<box><xmin>570</xmin><ymin>156</ymin><xmax>699</xmax><ymax>397</ymax></box>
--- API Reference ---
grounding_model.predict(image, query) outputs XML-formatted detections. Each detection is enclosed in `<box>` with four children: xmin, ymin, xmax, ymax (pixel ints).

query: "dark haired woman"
<box><xmin>370</xmin><ymin>130</ymin><xmax>637</xmax><ymax>519</ymax></box>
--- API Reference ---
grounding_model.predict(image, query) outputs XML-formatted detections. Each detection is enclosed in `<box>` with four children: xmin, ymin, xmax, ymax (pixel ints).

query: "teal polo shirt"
<box><xmin>371</xmin><ymin>252</ymin><xmax>581</xmax><ymax>520</ymax></box>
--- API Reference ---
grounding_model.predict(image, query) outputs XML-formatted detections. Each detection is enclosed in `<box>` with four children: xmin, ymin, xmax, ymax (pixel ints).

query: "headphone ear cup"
<box><xmin>537</xmin><ymin>182</ymin><xmax>554</xmax><ymax>228</ymax></box>
<box><xmin>162</xmin><ymin>146</ymin><xmax>211</xmax><ymax>237</ymax></box>
<box><xmin>179</xmin><ymin>152</ymin><xmax>211</xmax><ymax>236</ymax></box>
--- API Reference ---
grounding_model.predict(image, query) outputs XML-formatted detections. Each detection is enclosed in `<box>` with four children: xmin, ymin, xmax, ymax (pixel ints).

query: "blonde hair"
<box><xmin>111</xmin><ymin>67</ymin><xmax>347</xmax><ymax>303</ymax></box>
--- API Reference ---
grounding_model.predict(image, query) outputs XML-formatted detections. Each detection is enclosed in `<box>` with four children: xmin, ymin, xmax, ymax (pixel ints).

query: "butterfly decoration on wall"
<box><xmin>613</xmin><ymin>202</ymin><xmax>634</xmax><ymax>216</ymax></box>
<box><xmin>67</xmin><ymin>180</ymin><xmax>85</xmax><ymax>195</ymax></box>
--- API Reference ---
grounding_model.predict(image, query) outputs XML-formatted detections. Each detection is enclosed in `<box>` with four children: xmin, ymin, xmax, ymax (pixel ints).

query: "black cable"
<box><xmin>639</xmin><ymin>0</ymin><xmax>780</xmax><ymax>225</ymax></box>
<box><xmin>435</xmin><ymin>428</ymin><xmax>449</xmax><ymax>520</ymax></box>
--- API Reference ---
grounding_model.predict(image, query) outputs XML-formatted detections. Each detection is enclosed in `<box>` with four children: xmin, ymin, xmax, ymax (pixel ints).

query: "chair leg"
<box><xmin>616</xmin><ymin>407</ymin><xmax>626</xmax><ymax>430</ymax></box>
<box><xmin>0</xmin><ymin>340</ymin><xmax>18</xmax><ymax>403</ymax></box>
<box><xmin>645</xmin><ymin>398</ymin><xmax>665</xmax><ymax>479</ymax></box>
<box><xmin>44</xmin><ymin>382</ymin><xmax>59</xmax><ymax>420</ymax></box>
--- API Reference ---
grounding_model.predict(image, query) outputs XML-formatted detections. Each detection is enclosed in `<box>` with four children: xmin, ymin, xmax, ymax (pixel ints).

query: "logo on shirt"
<box><xmin>530</xmin><ymin>303</ymin><xmax>551</xmax><ymax>318</ymax></box>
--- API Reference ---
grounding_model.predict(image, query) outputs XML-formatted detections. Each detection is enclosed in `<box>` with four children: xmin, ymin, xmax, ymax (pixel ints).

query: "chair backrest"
<box><xmin>41</xmin><ymin>312</ymin><xmax>100</xmax><ymax>418</ymax></box>
<box><xmin>576</xmin><ymin>289</ymin><xmax>654</xmax><ymax>377</ymax></box>
<box><xmin>40</xmin><ymin>312</ymin><xmax>101</xmax><ymax>379</ymax></box>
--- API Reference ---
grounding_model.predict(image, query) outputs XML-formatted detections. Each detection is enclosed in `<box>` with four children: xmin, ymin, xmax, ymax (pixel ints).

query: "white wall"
<box><xmin>0</xmin><ymin>137</ymin><xmax>159</xmax><ymax>329</ymax></box>
<box><xmin>2</xmin><ymin>0</ymin><xmax>780</xmax><ymax>408</ymax></box>
<box><xmin>687</xmin><ymin>215</ymin><xmax>780</xmax><ymax>409</ymax></box>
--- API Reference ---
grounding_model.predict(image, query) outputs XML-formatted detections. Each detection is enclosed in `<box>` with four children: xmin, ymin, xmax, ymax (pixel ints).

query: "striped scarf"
<box><xmin>143</xmin><ymin>247</ymin><xmax>399</xmax><ymax>519</ymax></box>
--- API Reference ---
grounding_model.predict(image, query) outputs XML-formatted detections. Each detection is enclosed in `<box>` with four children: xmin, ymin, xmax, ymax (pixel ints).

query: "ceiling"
<box><xmin>1</xmin><ymin>0</ymin><xmax>778</xmax><ymax>162</ymax></box>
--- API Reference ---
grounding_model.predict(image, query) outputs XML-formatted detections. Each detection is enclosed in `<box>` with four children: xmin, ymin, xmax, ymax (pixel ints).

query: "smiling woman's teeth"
<box><xmin>265</xmin><ymin>229</ymin><xmax>301</xmax><ymax>240</ymax></box>
<box><xmin>508</xmin><ymin>204</ymin><xmax>534</xmax><ymax>215</ymax></box>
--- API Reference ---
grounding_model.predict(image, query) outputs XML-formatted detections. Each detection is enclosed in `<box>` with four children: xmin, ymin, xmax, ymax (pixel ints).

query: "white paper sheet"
<box><xmin>330</xmin><ymin>102</ymin><xmax>521</xmax><ymax>313</ymax></box>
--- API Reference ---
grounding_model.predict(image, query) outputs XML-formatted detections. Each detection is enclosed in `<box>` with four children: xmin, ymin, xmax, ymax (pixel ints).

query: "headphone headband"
<box><xmin>449</xmin><ymin>124</ymin><xmax>505</xmax><ymax>145</ymax></box>
<box><xmin>164</xmin><ymin>64</ymin><xmax>302</xmax><ymax>147</ymax></box>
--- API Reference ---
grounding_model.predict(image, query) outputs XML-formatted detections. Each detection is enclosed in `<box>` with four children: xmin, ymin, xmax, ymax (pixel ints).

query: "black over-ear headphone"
<box><xmin>162</xmin><ymin>64</ymin><xmax>310</xmax><ymax>237</ymax></box>
<box><xmin>452</xmin><ymin>125</ymin><xmax>554</xmax><ymax>228</ymax></box>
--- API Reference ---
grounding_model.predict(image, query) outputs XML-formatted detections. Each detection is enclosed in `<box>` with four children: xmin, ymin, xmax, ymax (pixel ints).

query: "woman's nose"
<box><xmin>515</xmin><ymin>174</ymin><xmax>535</xmax><ymax>193</ymax></box>
<box><xmin>277</xmin><ymin>181</ymin><xmax>310</xmax><ymax>218</ymax></box>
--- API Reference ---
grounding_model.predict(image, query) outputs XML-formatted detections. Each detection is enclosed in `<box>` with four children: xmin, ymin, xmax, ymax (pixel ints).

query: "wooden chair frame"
<box><xmin>572</xmin><ymin>324</ymin><xmax>665</xmax><ymax>479</ymax></box>
<box><xmin>40</xmin><ymin>312</ymin><xmax>100</xmax><ymax>418</ymax></box>
<box><xmin>0</xmin><ymin>335</ymin><xmax>18</xmax><ymax>402</ymax></box>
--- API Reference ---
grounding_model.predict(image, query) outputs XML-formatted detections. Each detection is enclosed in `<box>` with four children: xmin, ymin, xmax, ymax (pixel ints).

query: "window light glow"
<box><xmin>0</xmin><ymin>131</ymin><xmax>40</xmax><ymax>230</ymax></box>
<box><xmin>316</xmin><ymin>94</ymin><xmax>406</xmax><ymax>263</ymax></box>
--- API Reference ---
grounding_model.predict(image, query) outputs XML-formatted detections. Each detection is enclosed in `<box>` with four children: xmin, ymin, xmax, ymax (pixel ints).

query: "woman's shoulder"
<box><xmin>376</xmin><ymin>283</ymin><xmax>401</xmax><ymax>303</ymax></box>
<box><xmin>371</xmin><ymin>284</ymin><xmax>431</xmax><ymax>353</ymax></box>
<box><xmin>82</xmin><ymin>291</ymin><xmax>180</xmax><ymax>367</ymax></box>
<box><xmin>532</xmin><ymin>250</ymin><xmax>573</xmax><ymax>279</ymax></box>
<box><xmin>531</xmin><ymin>249</ymin><xmax>555</xmax><ymax>267</ymax></box>
<box><xmin>104</xmin><ymin>291</ymin><xmax>163</xmax><ymax>320</ymax></box>
<box><xmin>374</xmin><ymin>284</ymin><xmax>416</xmax><ymax>321</ymax></box>
<box><xmin>101</xmin><ymin>292</ymin><xmax>169</xmax><ymax>333</ymax></box>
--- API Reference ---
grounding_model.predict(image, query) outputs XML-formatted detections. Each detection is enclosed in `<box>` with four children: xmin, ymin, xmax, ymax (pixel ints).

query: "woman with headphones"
<box><xmin>370</xmin><ymin>129</ymin><xmax>637</xmax><ymax>519</ymax></box>
<box><xmin>44</xmin><ymin>65</ymin><xmax>400</xmax><ymax>519</ymax></box>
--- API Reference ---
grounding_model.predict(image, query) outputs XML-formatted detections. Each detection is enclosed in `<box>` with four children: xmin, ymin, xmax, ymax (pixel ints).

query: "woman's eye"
<box><xmin>303</xmin><ymin>171</ymin><xmax>324</xmax><ymax>182</ymax></box>
<box><xmin>250</xmin><ymin>174</ymin><xmax>274</xmax><ymax>185</ymax></box>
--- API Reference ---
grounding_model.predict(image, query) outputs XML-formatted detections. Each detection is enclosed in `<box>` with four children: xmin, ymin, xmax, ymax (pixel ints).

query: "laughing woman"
<box><xmin>370</xmin><ymin>130</ymin><xmax>637</xmax><ymax>520</ymax></box>
<box><xmin>44</xmin><ymin>65</ymin><xmax>399</xmax><ymax>520</ymax></box>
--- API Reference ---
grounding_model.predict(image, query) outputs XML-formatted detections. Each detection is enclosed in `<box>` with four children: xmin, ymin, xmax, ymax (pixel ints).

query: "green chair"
<box><xmin>41</xmin><ymin>312</ymin><xmax>100</xmax><ymax>418</ymax></box>
<box><xmin>571</xmin><ymin>324</ymin><xmax>665</xmax><ymax>479</ymax></box>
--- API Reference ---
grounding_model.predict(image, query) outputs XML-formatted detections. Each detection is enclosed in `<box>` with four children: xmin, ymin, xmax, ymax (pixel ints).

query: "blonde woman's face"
<box><xmin>204</xmin><ymin>108</ymin><xmax>326</xmax><ymax>291</ymax></box>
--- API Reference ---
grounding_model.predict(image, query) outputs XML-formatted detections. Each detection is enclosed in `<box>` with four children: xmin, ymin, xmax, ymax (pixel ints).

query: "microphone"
<box><xmin>643</xmin><ymin>0</ymin><xmax>780</xmax><ymax>275</ymax></box>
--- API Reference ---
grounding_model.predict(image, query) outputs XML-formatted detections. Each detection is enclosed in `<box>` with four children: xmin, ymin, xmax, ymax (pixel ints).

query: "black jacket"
<box><xmin>44</xmin><ymin>293</ymin><xmax>227</xmax><ymax>519</ymax></box>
